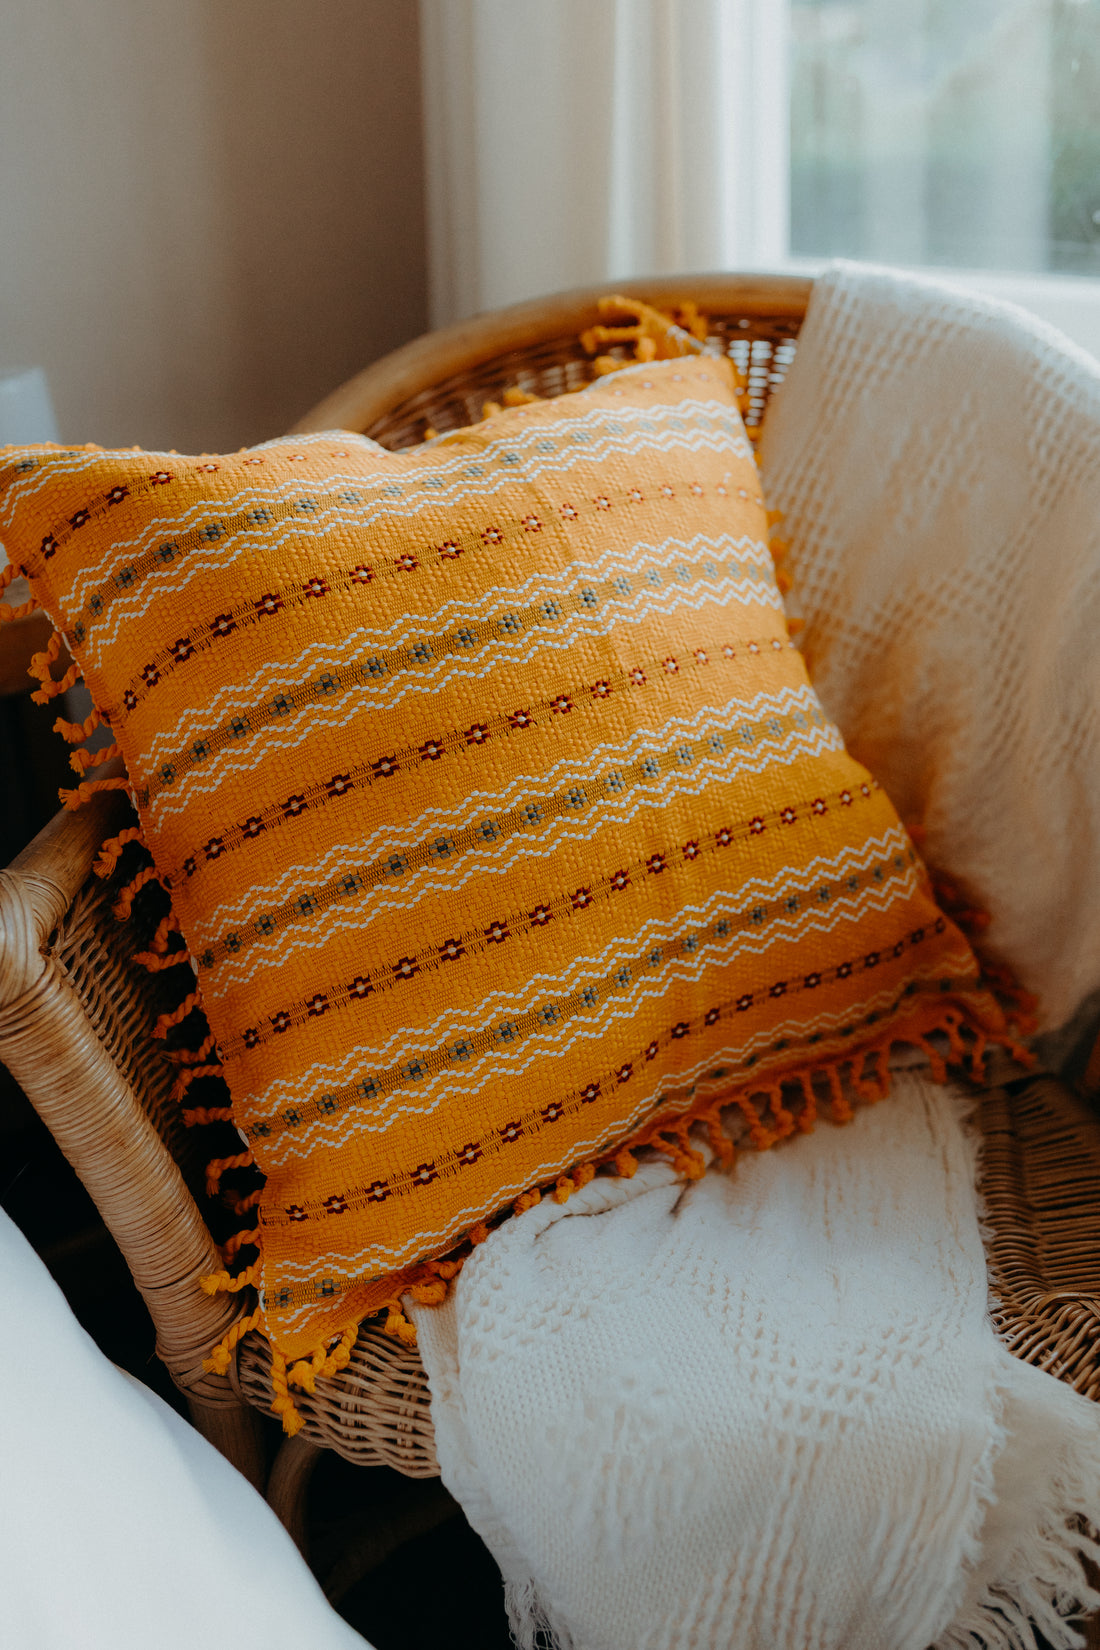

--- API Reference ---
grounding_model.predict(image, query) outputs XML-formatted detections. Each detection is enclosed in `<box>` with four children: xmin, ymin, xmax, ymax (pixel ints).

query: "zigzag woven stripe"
<box><xmin>0</xmin><ymin>353</ymin><xmax>1013</xmax><ymax>1367</ymax></box>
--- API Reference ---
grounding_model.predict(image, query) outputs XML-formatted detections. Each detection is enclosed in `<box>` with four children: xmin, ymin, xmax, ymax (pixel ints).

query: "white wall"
<box><xmin>0</xmin><ymin>0</ymin><xmax>428</xmax><ymax>453</ymax></box>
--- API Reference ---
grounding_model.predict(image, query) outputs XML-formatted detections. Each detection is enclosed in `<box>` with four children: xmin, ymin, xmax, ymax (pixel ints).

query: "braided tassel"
<box><xmin>60</xmin><ymin>776</ymin><xmax>129</xmax><ymax>810</ymax></box>
<box><xmin>382</xmin><ymin>1303</ymin><xmax>418</xmax><ymax>1346</ymax></box>
<box><xmin>270</xmin><ymin>1350</ymin><xmax>305</xmax><ymax>1436</ymax></box>
<box><xmin>202</xmin><ymin>1307</ymin><xmax>261</xmax><ymax>1376</ymax></box>
<box><xmin>318</xmin><ymin>1324</ymin><xmax>357</xmax><ymax>1380</ymax></box>
<box><xmin>113</xmin><ymin>864</ymin><xmax>162</xmax><ymax>920</ymax></box>
<box><xmin>219</xmin><ymin>1227</ymin><xmax>260</xmax><ymax>1264</ymax></box>
<box><xmin>55</xmin><ymin>704</ymin><xmax>102</xmax><ymax>744</ymax></box>
<box><xmin>29</xmin><ymin>629</ymin><xmax>80</xmax><ymax>703</ymax></box>
<box><xmin>0</xmin><ymin>562</ymin><xmax>38</xmax><ymax>622</ymax></box>
<box><xmin>70</xmin><ymin>741</ymin><xmax>121</xmax><ymax>774</ymax></box>
<box><xmin>134</xmin><ymin>913</ymin><xmax>188</xmax><ymax>970</ymax></box>
<box><xmin>226</xmin><ymin>1188</ymin><xmax>263</xmax><ymax>1217</ymax></box>
<box><xmin>205</xmin><ymin>1151</ymin><xmax>255</xmax><ymax>1198</ymax></box>
<box><xmin>182</xmin><ymin>1104</ymin><xmax>235</xmax><ymax>1126</ymax></box>
<box><xmin>153</xmin><ymin>991</ymin><xmax>200</xmax><ymax>1040</ymax></box>
<box><xmin>166</xmin><ymin>1033</ymin><xmax>217</xmax><ymax>1065</ymax></box>
<box><xmin>287</xmin><ymin>1345</ymin><xmax>327</xmax><ymax>1395</ymax></box>
<box><xmin>198</xmin><ymin>1258</ymin><xmax>261</xmax><ymax>1296</ymax></box>
<box><xmin>93</xmin><ymin>827</ymin><xmax>145</xmax><ymax>879</ymax></box>
<box><xmin>172</xmin><ymin>1066</ymin><xmax>224</xmax><ymax>1102</ymax></box>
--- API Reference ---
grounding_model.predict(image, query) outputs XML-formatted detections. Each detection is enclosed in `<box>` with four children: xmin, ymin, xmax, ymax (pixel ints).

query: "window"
<box><xmin>784</xmin><ymin>0</ymin><xmax>1100</xmax><ymax>352</ymax></box>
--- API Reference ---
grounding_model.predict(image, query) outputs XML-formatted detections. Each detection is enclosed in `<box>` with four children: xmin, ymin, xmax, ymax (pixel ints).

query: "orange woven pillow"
<box><xmin>0</xmin><ymin>356</ymin><xmax>1021</xmax><ymax>1405</ymax></box>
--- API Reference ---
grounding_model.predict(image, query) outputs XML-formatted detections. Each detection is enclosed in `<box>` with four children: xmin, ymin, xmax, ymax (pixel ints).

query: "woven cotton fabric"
<box><xmin>0</xmin><ymin>356</ymin><xmax>1005</xmax><ymax>1361</ymax></box>
<box><xmin>759</xmin><ymin>261</ymin><xmax>1100</xmax><ymax>1032</ymax></box>
<box><xmin>413</xmin><ymin>1074</ymin><xmax>1100</xmax><ymax>1650</ymax></box>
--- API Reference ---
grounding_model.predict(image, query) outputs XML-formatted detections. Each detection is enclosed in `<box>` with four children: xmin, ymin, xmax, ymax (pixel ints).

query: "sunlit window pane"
<box><xmin>791</xmin><ymin>0</ymin><xmax>1100</xmax><ymax>275</ymax></box>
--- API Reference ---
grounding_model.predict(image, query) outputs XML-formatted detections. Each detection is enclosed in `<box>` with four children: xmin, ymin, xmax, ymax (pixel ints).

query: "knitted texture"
<box><xmin>413</xmin><ymin>1074</ymin><xmax>1100</xmax><ymax>1650</ymax></box>
<box><xmin>0</xmin><ymin>353</ymin><xmax>1012</xmax><ymax>1366</ymax></box>
<box><xmin>760</xmin><ymin>261</ymin><xmax>1100</xmax><ymax>1032</ymax></box>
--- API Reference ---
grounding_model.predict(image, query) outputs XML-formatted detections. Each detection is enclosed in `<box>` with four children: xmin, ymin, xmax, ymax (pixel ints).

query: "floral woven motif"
<box><xmin>0</xmin><ymin>357</ymin><xmax>1016</xmax><ymax>1371</ymax></box>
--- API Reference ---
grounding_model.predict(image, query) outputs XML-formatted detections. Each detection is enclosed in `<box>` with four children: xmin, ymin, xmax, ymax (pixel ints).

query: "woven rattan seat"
<box><xmin>2</xmin><ymin>275</ymin><xmax>1099</xmax><ymax>1549</ymax></box>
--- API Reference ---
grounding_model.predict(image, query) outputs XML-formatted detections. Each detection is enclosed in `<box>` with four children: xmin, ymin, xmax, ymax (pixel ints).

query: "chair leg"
<box><xmin>187</xmin><ymin>1397</ymin><xmax>267</xmax><ymax>1493</ymax></box>
<box><xmin>267</xmin><ymin>1431</ymin><xmax>323</xmax><ymax>1558</ymax></box>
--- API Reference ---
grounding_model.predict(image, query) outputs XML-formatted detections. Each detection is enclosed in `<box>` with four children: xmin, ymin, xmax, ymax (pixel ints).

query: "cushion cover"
<box><xmin>0</xmin><ymin>357</ymin><xmax>1013</xmax><ymax>1366</ymax></box>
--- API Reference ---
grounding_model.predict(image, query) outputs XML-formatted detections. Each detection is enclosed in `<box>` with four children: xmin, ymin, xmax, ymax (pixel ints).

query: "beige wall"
<box><xmin>0</xmin><ymin>0</ymin><xmax>427</xmax><ymax>453</ymax></box>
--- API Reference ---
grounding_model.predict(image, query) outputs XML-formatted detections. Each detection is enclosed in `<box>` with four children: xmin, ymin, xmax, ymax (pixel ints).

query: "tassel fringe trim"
<box><xmin>198</xmin><ymin>990</ymin><xmax>1033</xmax><ymax>1436</ymax></box>
<box><xmin>0</xmin><ymin>560</ymin><xmax>39</xmax><ymax>622</ymax></box>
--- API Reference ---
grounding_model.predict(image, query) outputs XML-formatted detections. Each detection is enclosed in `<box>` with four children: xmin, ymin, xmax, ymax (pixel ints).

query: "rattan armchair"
<box><xmin>2</xmin><ymin>274</ymin><xmax>1099</xmax><ymax>1557</ymax></box>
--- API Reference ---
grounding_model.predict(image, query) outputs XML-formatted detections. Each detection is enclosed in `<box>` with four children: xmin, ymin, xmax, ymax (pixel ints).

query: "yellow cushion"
<box><xmin>0</xmin><ymin>357</ymin><xmax>1014</xmax><ymax>1366</ymax></box>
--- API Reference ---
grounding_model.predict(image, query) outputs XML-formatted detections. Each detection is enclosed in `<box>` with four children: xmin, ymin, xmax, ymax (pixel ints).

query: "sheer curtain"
<box><xmin>418</xmin><ymin>0</ymin><xmax>788</xmax><ymax>326</ymax></box>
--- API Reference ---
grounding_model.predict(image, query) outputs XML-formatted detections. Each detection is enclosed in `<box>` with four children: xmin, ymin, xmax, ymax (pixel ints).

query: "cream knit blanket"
<box><xmin>411</xmin><ymin>265</ymin><xmax>1100</xmax><ymax>1650</ymax></box>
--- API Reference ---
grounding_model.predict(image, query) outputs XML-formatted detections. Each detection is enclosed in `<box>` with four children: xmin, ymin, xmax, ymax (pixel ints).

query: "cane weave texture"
<box><xmin>0</xmin><ymin>355</ymin><xmax>1014</xmax><ymax>1364</ymax></box>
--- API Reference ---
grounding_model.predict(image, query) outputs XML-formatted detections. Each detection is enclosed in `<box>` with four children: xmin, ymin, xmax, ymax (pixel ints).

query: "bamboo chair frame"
<box><xmin>2</xmin><ymin>274</ymin><xmax>1098</xmax><ymax>1543</ymax></box>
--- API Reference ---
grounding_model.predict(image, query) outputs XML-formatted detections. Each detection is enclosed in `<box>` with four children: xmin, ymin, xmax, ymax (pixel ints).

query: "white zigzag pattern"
<box><xmin>265</xmin><ymin>958</ymin><xmax>972</xmax><ymax>1286</ymax></box>
<box><xmin>254</xmin><ymin>891</ymin><xmax>745</xmax><ymax>1102</ymax></box>
<box><xmin>0</xmin><ymin>429</ymin><xmax>356</xmax><ymax>536</ymax></box>
<box><xmin>251</xmin><ymin>859</ymin><xmax>912</xmax><ymax>1116</ymax></box>
<box><xmin>197</xmin><ymin>689</ymin><xmax>831</xmax><ymax>937</ymax></box>
<box><xmin>265</xmin><ymin>998</ymin><xmax>901</xmax><ymax>1284</ymax></box>
<box><xmin>57</xmin><ymin>396</ymin><xmax>744</xmax><ymax>615</ymax></box>
<box><xmin>204</xmin><ymin>722</ymin><xmax>846</xmax><ymax>993</ymax></box>
<box><xmin>257</xmin><ymin>929</ymin><xmax>747</xmax><ymax>1166</ymax></box>
<box><xmin>247</xmin><ymin>830</ymin><xmax>911</xmax><ymax>1095</ymax></box>
<box><xmin>141</xmin><ymin>579</ymin><xmax>785</xmax><ymax>814</ymax></box>
<box><xmin>145</xmin><ymin>532</ymin><xmax>772</xmax><ymax>764</ymax></box>
<box><xmin>77</xmin><ymin>420</ymin><xmax>750</xmax><ymax>649</ymax></box>
<box><xmin>252</xmin><ymin>875</ymin><xmax>917</xmax><ymax>1166</ymax></box>
<box><xmin>734</xmin><ymin>956</ymin><xmax>976</xmax><ymax>1052</ymax></box>
<box><xmin>197</xmin><ymin>696</ymin><xmax>795</xmax><ymax>928</ymax></box>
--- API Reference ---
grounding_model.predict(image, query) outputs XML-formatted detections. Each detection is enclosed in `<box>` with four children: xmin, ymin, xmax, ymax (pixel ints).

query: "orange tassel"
<box><xmin>202</xmin><ymin>1308</ymin><xmax>261</xmax><ymax>1376</ymax></box>
<box><xmin>182</xmin><ymin>1105</ymin><xmax>235</xmax><ymax>1126</ymax></box>
<box><xmin>198</xmin><ymin>1258</ymin><xmax>260</xmax><ymax>1296</ymax></box>
<box><xmin>70</xmin><ymin>741</ymin><xmax>121</xmax><ymax>774</ymax></box>
<box><xmin>55</xmin><ymin>705</ymin><xmax>102</xmax><ymax>744</ymax></box>
<box><xmin>795</xmin><ymin>1069</ymin><xmax>818</xmax><ymax>1133</ymax></box>
<box><xmin>382</xmin><ymin>1303</ymin><xmax>418</xmax><ymax>1346</ymax></box>
<box><xmin>113</xmin><ymin>864</ymin><xmax>162</xmax><ymax>920</ymax></box>
<box><xmin>205</xmin><ymin>1151</ymin><xmax>254</xmax><ymax>1197</ymax></box>
<box><xmin>93</xmin><ymin>827</ymin><xmax>145</xmax><ymax>879</ymax></box>
<box><xmin>29</xmin><ymin>630</ymin><xmax>80</xmax><ymax>703</ymax></box>
<box><xmin>225</xmin><ymin>1188</ymin><xmax>263</xmax><ymax>1217</ymax></box>
<box><xmin>166</xmin><ymin>1033</ymin><xmax>217</xmax><ymax>1065</ymax></box>
<box><xmin>219</xmin><ymin>1227</ymin><xmax>260</xmax><ymax>1263</ymax></box>
<box><xmin>153</xmin><ymin>991</ymin><xmax>200</xmax><ymax>1039</ymax></box>
<box><xmin>408</xmin><ymin>1278</ymin><xmax>448</xmax><ymax>1306</ymax></box>
<box><xmin>60</xmin><ymin>776</ymin><xmax>129</xmax><ymax>810</ymax></box>
<box><xmin>0</xmin><ymin>562</ymin><xmax>39</xmax><ymax>622</ymax></box>
<box><xmin>172</xmin><ymin>1066</ymin><xmax>224</xmax><ymax>1102</ymax></box>
<box><xmin>270</xmin><ymin>1349</ymin><xmax>305</xmax><ymax>1435</ymax></box>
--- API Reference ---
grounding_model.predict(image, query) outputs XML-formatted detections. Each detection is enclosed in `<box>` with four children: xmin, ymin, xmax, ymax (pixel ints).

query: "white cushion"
<box><xmin>0</xmin><ymin>1208</ymin><xmax>369</xmax><ymax>1649</ymax></box>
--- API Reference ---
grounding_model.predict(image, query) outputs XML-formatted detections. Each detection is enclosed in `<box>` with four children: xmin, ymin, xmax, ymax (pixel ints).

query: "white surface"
<box><xmin>761</xmin><ymin>260</ymin><xmax>1100</xmax><ymax>1031</ymax></box>
<box><xmin>0</xmin><ymin>1207</ymin><xmax>368</xmax><ymax>1650</ymax></box>
<box><xmin>414</xmin><ymin>1076</ymin><xmax>1100</xmax><ymax>1649</ymax></box>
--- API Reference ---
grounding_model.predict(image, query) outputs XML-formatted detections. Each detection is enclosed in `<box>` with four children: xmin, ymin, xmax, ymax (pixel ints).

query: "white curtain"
<box><xmin>418</xmin><ymin>0</ymin><xmax>789</xmax><ymax>327</ymax></box>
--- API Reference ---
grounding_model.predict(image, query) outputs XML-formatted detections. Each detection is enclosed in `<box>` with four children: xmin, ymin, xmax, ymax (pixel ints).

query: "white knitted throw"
<box><xmin>411</xmin><ymin>265</ymin><xmax>1100</xmax><ymax>1650</ymax></box>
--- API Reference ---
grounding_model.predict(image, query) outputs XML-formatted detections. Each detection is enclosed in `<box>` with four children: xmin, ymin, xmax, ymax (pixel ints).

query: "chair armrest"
<box><xmin>0</xmin><ymin>799</ymin><xmax>245</xmax><ymax>1403</ymax></box>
